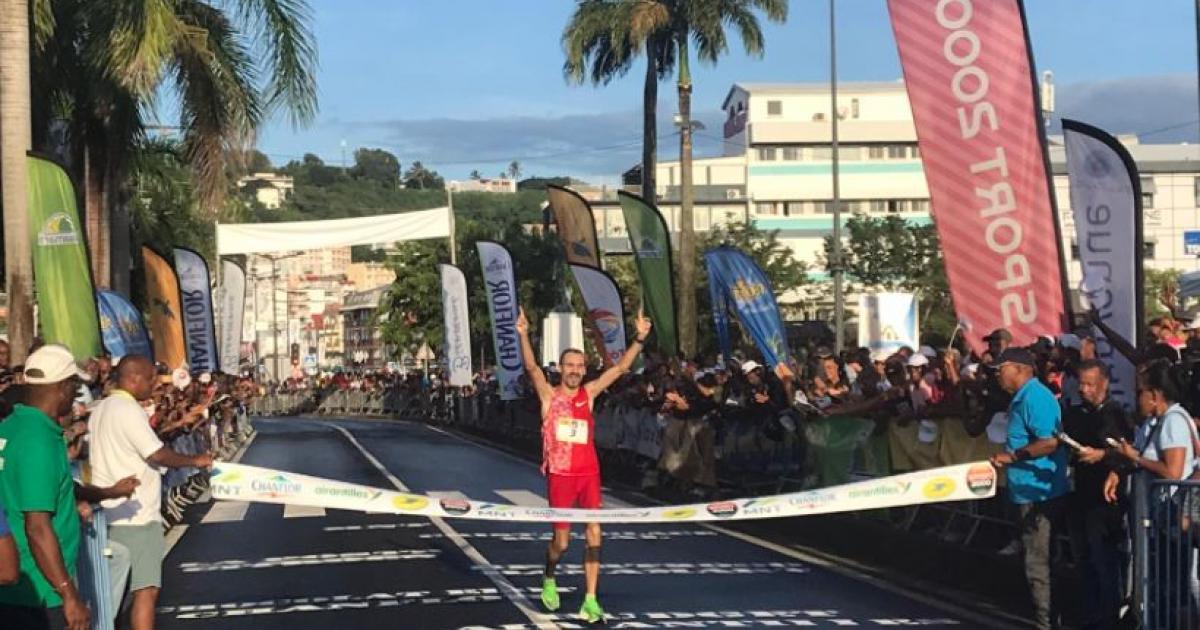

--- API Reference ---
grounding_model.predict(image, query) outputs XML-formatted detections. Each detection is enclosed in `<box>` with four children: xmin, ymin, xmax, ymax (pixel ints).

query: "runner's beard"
<box><xmin>563</xmin><ymin>373</ymin><xmax>583</xmax><ymax>389</ymax></box>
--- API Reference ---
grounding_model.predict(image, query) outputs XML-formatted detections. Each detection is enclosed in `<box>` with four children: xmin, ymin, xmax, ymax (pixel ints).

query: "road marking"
<box><xmin>178</xmin><ymin>548</ymin><xmax>440</xmax><ymax>572</ymax></box>
<box><xmin>495</xmin><ymin>489</ymin><xmax>547</xmax><ymax>507</ymax></box>
<box><xmin>421</xmin><ymin>420</ymin><xmax>1018</xmax><ymax>629</ymax></box>
<box><xmin>322</xmin><ymin>522</ymin><xmax>430</xmax><ymax>532</ymax></box>
<box><xmin>283</xmin><ymin>504</ymin><xmax>327</xmax><ymax>519</ymax></box>
<box><xmin>478</xmin><ymin>561</ymin><xmax>810</xmax><ymax>577</ymax></box>
<box><xmin>157</xmin><ymin>586</ymin><xmax>579</xmax><ymax>620</ymax></box>
<box><xmin>332</xmin><ymin>424</ymin><xmax>557</xmax><ymax>630</ymax></box>
<box><xmin>200</xmin><ymin>500</ymin><xmax>250</xmax><ymax>524</ymax></box>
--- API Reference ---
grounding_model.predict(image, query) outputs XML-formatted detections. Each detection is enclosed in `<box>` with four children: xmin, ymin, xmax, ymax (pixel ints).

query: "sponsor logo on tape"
<box><xmin>787</xmin><ymin>491</ymin><xmax>836</xmax><ymax>509</ymax></box>
<box><xmin>922</xmin><ymin>477</ymin><xmax>956</xmax><ymax>500</ymax></box>
<box><xmin>706</xmin><ymin>501</ymin><xmax>739</xmax><ymax>518</ymax></box>
<box><xmin>662</xmin><ymin>507</ymin><xmax>696</xmax><ymax>520</ymax></box>
<box><xmin>392</xmin><ymin>495</ymin><xmax>430</xmax><ymax>511</ymax></box>
<box><xmin>314</xmin><ymin>486</ymin><xmax>382</xmax><ymax>501</ymax></box>
<box><xmin>251</xmin><ymin>474</ymin><xmax>302</xmax><ymax>498</ymax></box>
<box><xmin>439</xmin><ymin>498</ymin><xmax>471</xmax><ymax>516</ymax></box>
<box><xmin>740</xmin><ymin>497</ymin><xmax>784</xmax><ymax>517</ymax></box>
<box><xmin>966</xmin><ymin>463</ymin><xmax>996</xmax><ymax>497</ymax></box>
<box><xmin>847</xmin><ymin>480</ymin><xmax>911</xmax><ymax>500</ymax></box>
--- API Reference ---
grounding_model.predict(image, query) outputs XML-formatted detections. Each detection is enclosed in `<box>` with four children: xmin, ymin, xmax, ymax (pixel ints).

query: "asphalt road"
<box><xmin>157</xmin><ymin>418</ymin><xmax>1009</xmax><ymax>629</ymax></box>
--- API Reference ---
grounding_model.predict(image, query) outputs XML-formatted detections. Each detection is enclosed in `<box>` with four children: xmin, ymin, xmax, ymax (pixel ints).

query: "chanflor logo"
<box><xmin>38</xmin><ymin>212</ymin><xmax>79</xmax><ymax>247</ymax></box>
<box><xmin>250</xmin><ymin>474</ymin><xmax>301</xmax><ymax>497</ymax></box>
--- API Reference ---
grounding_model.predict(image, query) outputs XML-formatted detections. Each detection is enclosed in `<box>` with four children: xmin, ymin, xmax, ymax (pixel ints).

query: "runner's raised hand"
<box><xmin>635</xmin><ymin>306</ymin><xmax>652</xmax><ymax>340</ymax></box>
<box><xmin>517</xmin><ymin>307</ymin><xmax>529</xmax><ymax>336</ymax></box>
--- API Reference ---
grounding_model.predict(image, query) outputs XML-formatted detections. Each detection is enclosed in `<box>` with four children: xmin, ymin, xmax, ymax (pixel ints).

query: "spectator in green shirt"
<box><xmin>0</xmin><ymin>344</ymin><xmax>93</xmax><ymax>630</ymax></box>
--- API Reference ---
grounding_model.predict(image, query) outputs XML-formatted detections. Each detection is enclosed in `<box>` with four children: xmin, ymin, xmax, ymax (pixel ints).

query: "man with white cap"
<box><xmin>0</xmin><ymin>344</ymin><xmax>93</xmax><ymax>629</ymax></box>
<box><xmin>89</xmin><ymin>355</ymin><xmax>213</xmax><ymax>630</ymax></box>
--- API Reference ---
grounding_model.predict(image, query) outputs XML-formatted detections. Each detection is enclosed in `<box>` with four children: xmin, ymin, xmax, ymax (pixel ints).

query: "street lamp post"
<box><xmin>829</xmin><ymin>0</ymin><xmax>845</xmax><ymax>352</ymax></box>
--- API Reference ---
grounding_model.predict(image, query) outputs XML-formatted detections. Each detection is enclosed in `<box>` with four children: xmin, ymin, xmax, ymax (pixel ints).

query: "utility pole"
<box><xmin>829</xmin><ymin>0</ymin><xmax>845</xmax><ymax>352</ymax></box>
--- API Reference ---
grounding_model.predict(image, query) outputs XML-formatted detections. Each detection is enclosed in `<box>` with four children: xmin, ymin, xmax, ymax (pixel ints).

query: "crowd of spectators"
<box><xmin>0</xmin><ymin>340</ymin><xmax>257</xmax><ymax>630</ymax></box>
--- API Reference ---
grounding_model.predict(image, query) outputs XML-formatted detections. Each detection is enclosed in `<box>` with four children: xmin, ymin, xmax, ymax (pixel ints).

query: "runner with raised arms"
<box><xmin>515</xmin><ymin>305</ymin><xmax>651</xmax><ymax>623</ymax></box>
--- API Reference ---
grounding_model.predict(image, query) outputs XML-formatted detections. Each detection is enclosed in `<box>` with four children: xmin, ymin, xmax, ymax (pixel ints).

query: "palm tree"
<box><xmin>29</xmin><ymin>0</ymin><xmax>318</xmax><ymax>292</ymax></box>
<box><xmin>563</xmin><ymin>0</ymin><xmax>787</xmax><ymax>356</ymax></box>
<box><xmin>1</xmin><ymin>0</ymin><xmax>35</xmax><ymax>361</ymax></box>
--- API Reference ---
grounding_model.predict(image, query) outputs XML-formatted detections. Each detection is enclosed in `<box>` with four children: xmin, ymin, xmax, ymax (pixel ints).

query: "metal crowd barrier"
<box><xmin>1134</xmin><ymin>477</ymin><xmax>1200</xmax><ymax>628</ymax></box>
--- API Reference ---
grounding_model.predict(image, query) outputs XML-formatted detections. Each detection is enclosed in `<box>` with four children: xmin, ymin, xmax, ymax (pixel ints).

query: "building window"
<box><xmin>755</xmin><ymin>202</ymin><xmax>778</xmax><ymax>215</ymax></box>
<box><xmin>1144</xmin><ymin>241</ymin><xmax>1156</xmax><ymax>259</ymax></box>
<box><xmin>1142</xmin><ymin>191</ymin><xmax>1154</xmax><ymax>209</ymax></box>
<box><xmin>911</xmin><ymin>145</ymin><xmax>920</xmax><ymax>159</ymax></box>
<box><xmin>887</xmin><ymin>200</ymin><xmax>902</xmax><ymax>213</ymax></box>
<box><xmin>851</xmin><ymin>98</ymin><xmax>860</xmax><ymax>119</ymax></box>
<box><xmin>868</xmin><ymin>146</ymin><xmax>885</xmax><ymax>160</ymax></box>
<box><xmin>756</xmin><ymin>147</ymin><xmax>777</xmax><ymax>161</ymax></box>
<box><xmin>817</xmin><ymin>201</ymin><xmax>837</xmax><ymax>214</ymax></box>
<box><xmin>811</xmin><ymin>147</ymin><xmax>833</xmax><ymax>160</ymax></box>
<box><xmin>911</xmin><ymin>199</ymin><xmax>930</xmax><ymax>213</ymax></box>
<box><xmin>1070</xmin><ymin>242</ymin><xmax>1079</xmax><ymax>260</ymax></box>
<box><xmin>887</xmin><ymin>145</ymin><xmax>907</xmax><ymax>159</ymax></box>
<box><xmin>767</xmin><ymin>100</ymin><xmax>783</xmax><ymax>116</ymax></box>
<box><xmin>1195</xmin><ymin>177</ymin><xmax>1200</xmax><ymax>206</ymax></box>
<box><xmin>869</xmin><ymin>200</ymin><xmax>888</xmax><ymax>214</ymax></box>
<box><xmin>785</xmin><ymin>201</ymin><xmax>805</xmax><ymax>216</ymax></box>
<box><xmin>782</xmin><ymin>147</ymin><xmax>799</xmax><ymax>161</ymax></box>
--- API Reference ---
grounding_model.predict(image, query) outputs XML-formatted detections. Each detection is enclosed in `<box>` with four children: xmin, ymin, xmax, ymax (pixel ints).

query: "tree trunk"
<box><xmin>641</xmin><ymin>41</ymin><xmax>657</xmax><ymax>203</ymax></box>
<box><xmin>0</xmin><ymin>0</ymin><xmax>35</xmax><ymax>362</ymax></box>
<box><xmin>84</xmin><ymin>142</ymin><xmax>112</xmax><ymax>288</ymax></box>
<box><xmin>109</xmin><ymin>172</ymin><xmax>131</xmax><ymax>296</ymax></box>
<box><xmin>676</xmin><ymin>36</ymin><xmax>697</xmax><ymax>358</ymax></box>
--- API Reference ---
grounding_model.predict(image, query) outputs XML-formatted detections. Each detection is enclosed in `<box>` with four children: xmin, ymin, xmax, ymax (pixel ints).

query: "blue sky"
<box><xmin>252</xmin><ymin>0</ymin><xmax>1200</xmax><ymax>184</ymax></box>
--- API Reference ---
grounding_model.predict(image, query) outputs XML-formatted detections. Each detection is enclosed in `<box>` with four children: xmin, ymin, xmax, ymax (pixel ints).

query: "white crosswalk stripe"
<box><xmin>283</xmin><ymin>504</ymin><xmax>327</xmax><ymax>519</ymax></box>
<box><xmin>201</xmin><ymin>501</ymin><xmax>250</xmax><ymax>524</ymax></box>
<box><xmin>494</xmin><ymin>489</ymin><xmax>546</xmax><ymax>507</ymax></box>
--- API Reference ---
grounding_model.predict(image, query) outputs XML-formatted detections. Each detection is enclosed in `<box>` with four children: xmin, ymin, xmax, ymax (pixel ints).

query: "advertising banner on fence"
<box><xmin>173</xmin><ymin>247</ymin><xmax>218</xmax><ymax>372</ymax></box>
<box><xmin>618</xmin><ymin>191</ymin><xmax>678</xmax><ymax>356</ymax></box>
<box><xmin>569</xmin><ymin>263</ymin><xmax>627</xmax><ymax>366</ymax></box>
<box><xmin>142</xmin><ymin>247</ymin><xmax>187</xmax><ymax>370</ymax></box>
<box><xmin>28</xmin><ymin>154</ymin><xmax>102</xmax><ymax>360</ymax></box>
<box><xmin>1063</xmin><ymin>120</ymin><xmax>1143</xmax><ymax>410</ymax></box>
<box><xmin>704</xmin><ymin>246</ymin><xmax>790</xmax><ymax>368</ymax></box>
<box><xmin>887</xmin><ymin>0</ymin><xmax>1067</xmax><ymax>354</ymax></box>
<box><xmin>97</xmin><ymin>290</ymin><xmax>153</xmax><ymax>360</ymax></box>
<box><xmin>546</xmin><ymin>185</ymin><xmax>601</xmax><ymax>268</ymax></box>
<box><xmin>210</xmin><ymin>460</ymin><xmax>996</xmax><ymax>523</ymax></box>
<box><xmin>857</xmin><ymin>293</ymin><xmax>920</xmax><ymax>355</ymax></box>
<box><xmin>475</xmin><ymin>241</ymin><xmax>523</xmax><ymax>400</ymax></box>
<box><xmin>440</xmin><ymin>264</ymin><xmax>472</xmax><ymax>387</ymax></box>
<box><xmin>219</xmin><ymin>260</ymin><xmax>246</xmax><ymax>374</ymax></box>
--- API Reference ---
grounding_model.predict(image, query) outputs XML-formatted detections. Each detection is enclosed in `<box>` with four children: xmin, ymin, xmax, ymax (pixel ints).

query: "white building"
<box><xmin>447</xmin><ymin>177</ymin><xmax>517</xmax><ymax>193</ymax></box>
<box><xmin>237</xmin><ymin>172</ymin><xmax>295</xmax><ymax>209</ymax></box>
<box><xmin>594</xmin><ymin>80</ymin><xmax>1200</xmax><ymax>318</ymax></box>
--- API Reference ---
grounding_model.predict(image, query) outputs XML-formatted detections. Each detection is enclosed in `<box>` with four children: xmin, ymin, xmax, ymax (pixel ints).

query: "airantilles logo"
<box><xmin>314</xmin><ymin>486</ymin><xmax>381</xmax><ymax>501</ymax></box>
<box><xmin>38</xmin><ymin>212</ymin><xmax>79</xmax><ymax>247</ymax></box>
<box><xmin>847</xmin><ymin>480</ymin><xmax>911</xmax><ymax>500</ymax></box>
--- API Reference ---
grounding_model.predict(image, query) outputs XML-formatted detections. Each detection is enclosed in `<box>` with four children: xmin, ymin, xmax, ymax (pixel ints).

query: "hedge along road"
<box><xmin>158</xmin><ymin>418</ymin><xmax>1018</xmax><ymax>629</ymax></box>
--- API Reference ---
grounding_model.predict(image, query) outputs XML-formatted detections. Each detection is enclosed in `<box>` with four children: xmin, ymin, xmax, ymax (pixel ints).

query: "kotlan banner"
<box><xmin>887</xmin><ymin>0</ymin><xmax>1068</xmax><ymax>353</ymax></box>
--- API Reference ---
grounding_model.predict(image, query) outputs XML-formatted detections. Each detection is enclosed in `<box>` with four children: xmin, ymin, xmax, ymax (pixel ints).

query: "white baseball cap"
<box><xmin>870</xmin><ymin>349</ymin><xmax>892</xmax><ymax>363</ymax></box>
<box><xmin>918</xmin><ymin>345</ymin><xmax>937</xmax><ymax>359</ymax></box>
<box><xmin>172</xmin><ymin>367</ymin><xmax>192</xmax><ymax>390</ymax></box>
<box><xmin>24</xmin><ymin>344</ymin><xmax>90</xmax><ymax>384</ymax></box>
<box><xmin>741</xmin><ymin>360</ymin><xmax>763</xmax><ymax>374</ymax></box>
<box><xmin>907</xmin><ymin>354</ymin><xmax>930</xmax><ymax>368</ymax></box>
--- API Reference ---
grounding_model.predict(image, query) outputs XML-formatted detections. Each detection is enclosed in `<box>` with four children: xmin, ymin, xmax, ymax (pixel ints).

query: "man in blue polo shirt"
<box><xmin>990</xmin><ymin>347</ymin><xmax>1068</xmax><ymax>630</ymax></box>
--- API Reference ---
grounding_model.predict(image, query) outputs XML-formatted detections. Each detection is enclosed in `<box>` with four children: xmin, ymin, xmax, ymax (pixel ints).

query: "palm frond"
<box><xmin>230</xmin><ymin>0</ymin><xmax>319</xmax><ymax>126</ymax></box>
<box><xmin>87</xmin><ymin>0</ymin><xmax>184</xmax><ymax>96</ymax></box>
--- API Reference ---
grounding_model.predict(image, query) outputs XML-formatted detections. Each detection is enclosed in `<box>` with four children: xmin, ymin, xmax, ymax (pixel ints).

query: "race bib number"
<box><xmin>555</xmin><ymin>417</ymin><xmax>589</xmax><ymax>445</ymax></box>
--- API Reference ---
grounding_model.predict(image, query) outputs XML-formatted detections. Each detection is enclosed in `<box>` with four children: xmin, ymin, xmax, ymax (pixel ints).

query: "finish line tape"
<box><xmin>208</xmin><ymin>461</ymin><xmax>997</xmax><ymax>523</ymax></box>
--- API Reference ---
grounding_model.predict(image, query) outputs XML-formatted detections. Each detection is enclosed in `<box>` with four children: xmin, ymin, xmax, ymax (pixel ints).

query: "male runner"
<box><xmin>516</xmin><ymin>306</ymin><xmax>651</xmax><ymax>623</ymax></box>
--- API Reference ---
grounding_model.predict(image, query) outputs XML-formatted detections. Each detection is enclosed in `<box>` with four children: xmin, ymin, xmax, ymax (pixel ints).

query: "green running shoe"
<box><xmin>578</xmin><ymin>594</ymin><xmax>606</xmax><ymax>624</ymax></box>
<box><xmin>540</xmin><ymin>577</ymin><xmax>560</xmax><ymax>612</ymax></box>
